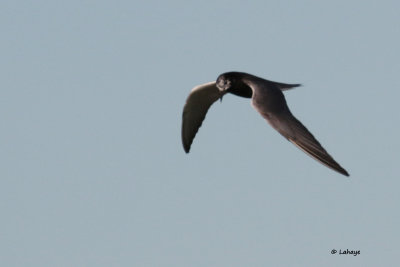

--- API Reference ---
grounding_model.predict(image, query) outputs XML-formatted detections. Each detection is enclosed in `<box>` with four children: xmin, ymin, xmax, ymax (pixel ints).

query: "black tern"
<box><xmin>181</xmin><ymin>72</ymin><xmax>349</xmax><ymax>176</ymax></box>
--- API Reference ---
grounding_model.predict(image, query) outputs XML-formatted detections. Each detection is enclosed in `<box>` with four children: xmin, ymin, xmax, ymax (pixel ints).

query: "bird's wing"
<box><xmin>182</xmin><ymin>81</ymin><xmax>223</xmax><ymax>153</ymax></box>
<box><xmin>256</xmin><ymin>107</ymin><xmax>349</xmax><ymax>176</ymax></box>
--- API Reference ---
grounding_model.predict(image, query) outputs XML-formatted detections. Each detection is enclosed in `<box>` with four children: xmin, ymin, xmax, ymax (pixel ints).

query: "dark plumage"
<box><xmin>181</xmin><ymin>72</ymin><xmax>349</xmax><ymax>176</ymax></box>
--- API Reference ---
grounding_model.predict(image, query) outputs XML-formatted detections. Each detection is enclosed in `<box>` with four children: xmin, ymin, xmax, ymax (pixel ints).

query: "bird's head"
<box><xmin>216</xmin><ymin>72</ymin><xmax>253</xmax><ymax>99</ymax></box>
<box><xmin>216</xmin><ymin>74</ymin><xmax>235</xmax><ymax>92</ymax></box>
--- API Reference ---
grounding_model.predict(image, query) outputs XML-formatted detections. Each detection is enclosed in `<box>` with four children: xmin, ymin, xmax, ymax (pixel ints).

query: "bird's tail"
<box><xmin>273</xmin><ymin>82</ymin><xmax>302</xmax><ymax>91</ymax></box>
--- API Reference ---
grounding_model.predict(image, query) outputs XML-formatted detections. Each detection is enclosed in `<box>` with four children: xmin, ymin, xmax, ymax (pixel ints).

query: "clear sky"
<box><xmin>1</xmin><ymin>0</ymin><xmax>399</xmax><ymax>266</ymax></box>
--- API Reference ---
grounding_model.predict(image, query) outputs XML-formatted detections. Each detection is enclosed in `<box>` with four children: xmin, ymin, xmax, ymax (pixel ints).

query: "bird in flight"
<box><xmin>181</xmin><ymin>72</ymin><xmax>349</xmax><ymax>176</ymax></box>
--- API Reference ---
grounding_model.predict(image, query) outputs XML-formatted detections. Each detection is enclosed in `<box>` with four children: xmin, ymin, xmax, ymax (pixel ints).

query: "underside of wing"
<box><xmin>258</xmin><ymin>109</ymin><xmax>349</xmax><ymax>176</ymax></box>
<box><xmin>181</xmin><ymin>81</ymin><xmax>223</xmax><ymax>153</ymax></box>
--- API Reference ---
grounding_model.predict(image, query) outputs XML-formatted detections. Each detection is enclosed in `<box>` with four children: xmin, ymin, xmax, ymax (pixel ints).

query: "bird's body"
<box><xmin>182</xmin><ymin>72</ymin><xmax>349</xmax><ymax>176</ymax></box>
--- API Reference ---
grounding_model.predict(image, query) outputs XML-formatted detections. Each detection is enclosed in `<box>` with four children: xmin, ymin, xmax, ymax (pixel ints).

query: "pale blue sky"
<box><xmin>1</xmin><ymin>0</ymin><xmax>399</xmax><ymax>266</ymax></box>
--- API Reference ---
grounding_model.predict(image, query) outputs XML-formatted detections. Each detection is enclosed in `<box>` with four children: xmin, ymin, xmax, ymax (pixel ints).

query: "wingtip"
<box><xmin>335</xmin><ymin>166</ymin><xmax>349</xmax><ymax>177</ymax></box>
<box><xmin>183</xmin><ymin>144</ymin><xmax>191</xmax><ymax>153</ymax></box>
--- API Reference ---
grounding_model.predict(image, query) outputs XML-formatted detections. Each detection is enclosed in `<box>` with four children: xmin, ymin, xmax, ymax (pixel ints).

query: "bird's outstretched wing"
<box><xmin>181</xmin><ymin>82</ymin><xmax>223</xmax><ymax>153</ymax></box>
<box><xmin>257</xmin><ymin>108</ymin><xmax>349</xmax><ymax>176</ymax></box>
